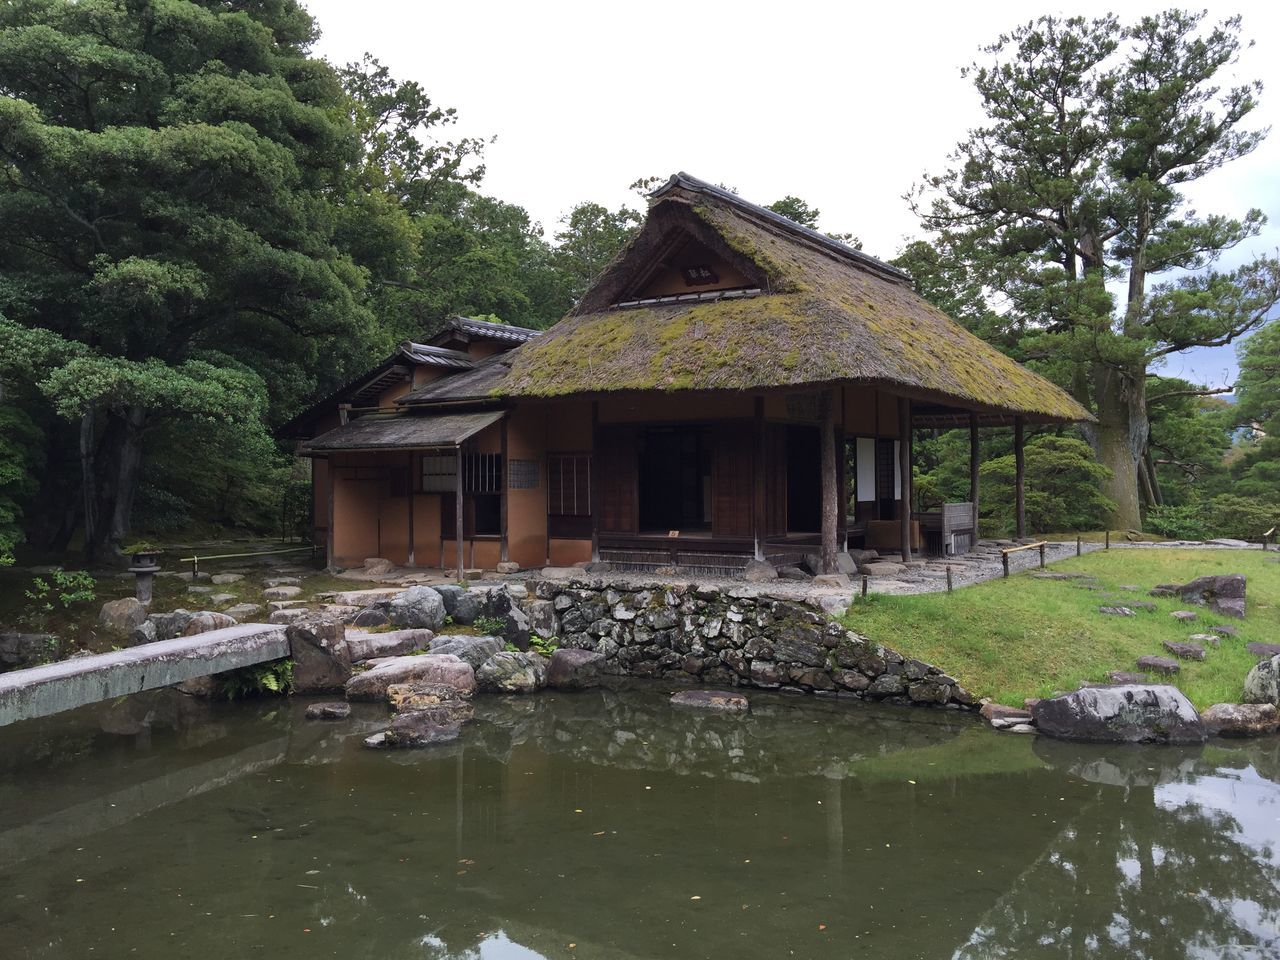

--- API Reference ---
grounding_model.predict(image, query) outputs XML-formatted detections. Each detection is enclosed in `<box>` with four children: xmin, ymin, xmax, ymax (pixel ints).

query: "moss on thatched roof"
<box><xmin>501</xmin><ymin>174</ymin><xmax>1092</xmax><ymax>424</ymax></box>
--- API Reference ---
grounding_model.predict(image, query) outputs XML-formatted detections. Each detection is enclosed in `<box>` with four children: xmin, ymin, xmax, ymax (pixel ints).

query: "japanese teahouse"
<box><xmin>284</xmin><ymin>173</ymin><xmax>1092</xmax><ymax>577</ymax></box>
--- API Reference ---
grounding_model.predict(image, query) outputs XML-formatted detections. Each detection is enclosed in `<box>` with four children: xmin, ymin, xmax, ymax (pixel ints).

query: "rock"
<box><xmin>263</xmin><ymin>585</ymin><xmax>302</xmax><ymax>600</ymax></box>
<box><xmin>501</xmin><ymin>603</ymin><xmax>532</xmax><ymax>651</ymax></box>
<box><xmin>475</xmin><ymin>651</ymin><xmax>547</xmax><ymax>693</ymax></box>
<box><xmin>1170</xmin><ymin>610</ymin><xmax>1198</xmax><ymax>622</ymax></box>
<box><xmin>210</xmin><ymin>593</ymin><xmax>236</xmax><ymax>606</ymax></box>
<box><xmin>1136</xmin><ymin>655</ymin><xmax>1180</xmax><ymax>675</ymax></box>
<box><xmin>525</xmin><ymin>599</ymin><xmax>559</xmax><ymax>639</ymax></box>
<box><xmin>1162</xmin><ymin>640</ymin><xmax>1206</xmax><ymax>662</ymax></box>
<box><xmin>1107</xmin><ymin>670</ymin><xmax>1146</xmax><ymax>684</ymax></box>
<box><xmin>350</xmin><ymin>606</ymin><xmax>391</xmax><ymax>628</ymax></box>
<box><xmin>187</xmin><ymin>585</ymin><xmax>213</xmax><ymax>595</ymax></box>
<box><xmin>432</xmin><ymin>584</ymin><xmax>481</xmax><ymax>625</ymax></box>
<box><xmin>346</xmin><ymin>628</ymin><xmax>434</xmax><ymax>662</ymax></box>
<box><xmin>98</xmin><ymin>597</ymin><xmax>147</xmax><ymax>634</ymax></box>
<box><xmin>1004</xmin><ymin>723</ymin><xmax>1037</xmax><ymax>734</ymax></box>
<box><xmin>223</xmin><ymin>603</ymin><xmax>262</xmax><ymax>621</ymax></box>
<box><xmin>980</xmin><ymin>703</ymin><xmax>1032</xmax><ymax>724</ymax></box>
<box><xmin>742</xmin><ymin>560</ymin><xmax>779</xmax><ymax>582</ymax></box>
<box><xmin>670</xmin><ymin>689</ymin><xmax>749</xmax><ymax>712</ymax></box>
<box><xmin>210</xmin><ymin>573</ymin><xmax>244</xmax><ymax>585</ymax></box>
<box><xmin>1175</xmin><ymin>573</ymin><xmax>1247</xmax><ymax>619</ymax></box>
<box><xmin>777</xmin><ymin>566</ymin><xmax>811</xmax><ymax>581</ymax></box>
<box><xmin>379</xmin><ymin>586</ymin><xmax>447</xmax><ymax>631</ymax></box>
<box><xmin>268</xmin><ymin>599</ymin><xmax>306</xmax><ymax>612</ymax></box>
<box><xmin>175</xmin><ymin>571</ymin><xmax>211</xmax><ymax>583</ymax></box>
<box><xmin>268</xmin><ymin>608</ymin><xmax>311</xmax><ymax>625</ymax></box>
<box><xmin>386</xmin><ymin>681</ymin><xmax>472</xmax><ymax>713</ymax></box>
<box><xmin>128</xmin><ymin>620</ymin><xmax>157</xmax><ymax>647</ymax></box>
<box><xmin>286</xmin><ymin>617</ymin><xmax>352</xmax><ymax>693</ymax></box>
<box><xmin>1244</xmin><ymin>655</ymin><xmax>1280</xmax><ymax>706</ymax></box>
<box><xmin>305</xmin><ymin>702</ymin><xmax>351</xmax><ymax>721</ymax></box>
<box><xmin>1098</xmin><ymin>606</ymin><xmax>1135</xmax><ymax>617</ymax></box>
<box><xmin>546</xmin><ymin>648</ymin><xmax>606</xmax><ymax>690</ymax></box>
<box><xmin>1211</xmin><ymin>624</ymin><xmax>1239</xmax><ymax>638</ymax></box>
<box><xmin>428</xmin><ymin>635</ymin><xmax>503</xmax><ymax>669</ymax></box>
<box><xmin>181</xmin><ymin>611</ymin><xmax>237</xmax><ymax>636</ymax></box>
<box><xmin>583</xmin><ymin>561</ymin><xmax>613</xmax><ymax>574</ymax></box>
<box><xmin>1246</xmin><ymin>642</ymin><xmax>1280</xmax><ymax>659</ymax></box>
<box><xmin>0</xmin><ymin>632</ymin><xmax>56</xmax><ymax>669</ymax></box>
<box><xmin>363</xmin><ymin>732</ymin><xmax>389</xmax><ymax>749</ymax></box>
<box><xmin>496</xmin><ymin>561</ymin><xmax>520</xmax><ymax>574</ymax></box>
<box><xmin>861</xmin><ymin>562</ymin><xmax>906</xmax><ymax>577</ymax></box>
<box><xmin>1187</xmin><ymin>633</ymin><xmax>1221</xmax><ymax>648</ymax></box>
<box><xmin>344</xmin><ymin>654</ymin><xmax>475</xmax><ymax>701</ymax></box>
<box><xmin>381</xmin><ymin>708</ymin><xmax>466</xmax><ymax>747</ymax></box>
<box><xmin>1201</xmin><ymin>702</ymin><xmax>1278</xmax><ymax>738</ymax></box>
<box><xmin>835</xmin><ymin>552</ymin><xmax>859</xmax><ymax>575</ymax></box>
<box><xmin>362</xmin><ymin>557</ymin><xmax>396</xmax><ymax>578</ymax></box>
<box><xmin>812</xmin><ymin>573</ymin><xmax>850</xmax><ymax>588</ymax></box>
<box><xmin>1206</xmin><ymin>538</ymin><xmax>1250</xmax><ymax>548</ymax></box>
<box><xmin>1031</xmin><ymin>685</ymin><xmax>1206</xmax><ymax>744</ymax></box>
<box><xmin>263</xmin><ymin>576</ymin><xmax>301</xmax><ymax>587</ymax></box>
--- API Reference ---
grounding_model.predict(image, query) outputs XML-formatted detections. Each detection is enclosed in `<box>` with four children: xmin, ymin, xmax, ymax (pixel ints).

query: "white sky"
<box><xmin>302</xmin><ymin>0</ymin><xmax>1280</xmax><ymax>388</ymax></box>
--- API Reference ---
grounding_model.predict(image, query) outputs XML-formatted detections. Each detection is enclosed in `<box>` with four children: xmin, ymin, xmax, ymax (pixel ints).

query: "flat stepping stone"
<box><xmin>1247</xmin><ymin>642</ymin><xmax>1280</xmax><ymax>659</ymax></box>
<box><xmin>1118</xmin><ymin>584</ymin><xmax>1141</xmax><ymax>591</ymax></box>
<box><xmin>263</xmin><ymin>576</ymin><xmax>301</xmax><ymax>588</ymax></box>
<box><xmin>670</xmin><ymin>689</ymin><xmax>749</xmax><ymax>713</ymax></box>
<box><xmin>1099</xmin><ymin>606</ymin><xmax>1136</xmax><ymax>617</ymax></box>
<box><xmin>263</xmin><ymin>585</ymin><xmax>302</xmax><ymax>600</ymax></box>
<box><xmin>1136</xmin><ymin>655</ymin><xmax>1180</xmax><ymax>675</ymax></box>
<box><xmin>1108</xmin><ymin>670</ymin><xmax>1147</xmax><ymax>684</ymax></box>
<box><xmin>268</xmin><ymin>608</ymin><xmax>311</xmax><ymax>624</ymax></box>
<box><xmin>210</xmin><ymin>593</ymin><xmax>236</xmax><ymax>606</ymax></box>
<box><xmin>211</xmin><ymin>573</ymin><xmax>244</xmax><ymax>585</ymax></box>
<box><xmin>1129</xmin><ymin>601</ymin><xmax>1157</xmax><ymax>612</ymax></box>
<box><xmin>1187</xmin><ymin>633</ymin><xmax>1220</xmax><ymax>648</ymax></box>
<box><xmin>1212</xmin><ymin>625</ymin><xmax>1239</xmax><ymax>638</ymax></box>
<box><xmin>305</xmin><ymin>702</ymin><xmax>351</xmax><ymax>720</ymax></box>
<box><xmin>1170</xmin><ymin>610</ymin><xmax>1198</xmax><ymax>622</ymax></box>
<box><xmin>1163</xmin><ymin>640</ymin><xmax>1206</xmax><ymax>662</ymax></box>
<box><xmin>860</xmin><ymin>562</ymin><xmax>906</xmax><ymax>577</ymax></box>
<box><xmin>187</xmin><ymin>585</ymin><xmax>213</xmax><ymax>594</ymax></box>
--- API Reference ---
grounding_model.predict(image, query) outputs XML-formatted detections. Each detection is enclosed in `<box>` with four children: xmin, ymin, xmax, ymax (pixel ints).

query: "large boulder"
<box><xmin>433</xmin><ymin>584</ymin><xmax>481</xmax><ymax>625</ymax></box>
<box><xmin>670</xmin><ymin>689</ymin><xmax>749</xmax><ymax>713</ymax></box>
<box><xmin>386</xmin><ymin>680</ymin><xmax>473</xmax><ymax>713</ymax></box>
<box><xmin>1244</xmin><ymin>654</ymin><xmax>1280</xmax><ymax>706</ymax></box>
<box><xmin>1175</xmin><ymin>574</ymin><xmax>1246</xmax><ymax>619</ymax></box>
<box><xmin>475</xmin><ymin>651</ymin><xmax>547</xmax><ymax>694</ymax></box>
<box><xmin>546</xmin><ymin>648</ymin><xmax>606</xmax><ymax>690</ymax></box>
<box><xmin>346</xmin><ymin>628</ymin><xmax>434</xmax><ymax>662</ymax></box>
<box><xmin>428</xmin><ymin>635</ymin><xmax>503</xmax><ymax>669</ymax></box>
<box><xmin>0</xmin><ymin>631</ymin><xmax>56</xmax><ymax>670</ymax></box>
<box><xmin>98</xmin><ymin>597</ymin><xmax>147</xmax><ymax>634</ymax></box>
<box><xmin>525</xmin><ymin>599</ymin><xmax>559</xmax><ymax>639</ymax></box>
<box><xmin>1200</xmin><ymin>702</ymin><xmax>1279</xmax><ymax>738</ymax></box>
<box><xmin>1031</xmin><ymin>685</ymin><xmax>1206</xmax><ymax>744</ymax></box>
<box><xmin>372</xmin><ymin>708</ymin><xmax>467</xmax><ymax>748</ymax></box>
<box><xmin>502</xmin><ymin>604</ymin><xmax>531</xmax><ymax>651</ymax></box>
<box><xmin>385</xmin><ymin>586</ymin><xmax>448</xmax><ymax>630</ymax></box>
<box><xmin>286</xmin><ymin>617</ymin><xmax>352</xmax><ymax>693</ymax></box>
<box><xmin>345</xmin><ymin>653</ymin><xmax>475</xmax><ymax>701</ymax></box>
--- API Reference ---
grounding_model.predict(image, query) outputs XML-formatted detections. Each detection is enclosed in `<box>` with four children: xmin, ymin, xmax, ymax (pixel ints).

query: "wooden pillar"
<box><xmin>589</xmin><ymin>401</ymin><xmax>600</xmax><ymax>563</ymax></box>
<box><xmin>819</xmin><ymin>391</ymin><xmax>838</xmax><ymax>574</ymax></box>
<box><xmin>454</xmin><ymin>444</ymin><xmax>464</xmax><ymax>577</ymax></box>
<box><xmin>326</xmin><ymin>461</ymin><xmax>335</xmax><ymax>572</ymax></box>
<box><xmin>499</xmin><ymin>417</ymin><xmax>509</xmax><ymax>564</ymax></box>
<box><xmin>753</xmin><ymin>396</ymin><xmax>766</xmax><ymax>561</ymax></box>
<box><xmin>407</xmin><ymin>453</ymin><xmax>415</xmax><ymax>567</ymax></box>
<box><xmin>898</xmin><ymin>397</ymin><xmax>912</xmax><ymax>562</ymax></box>
<box><xmin>838</xmin><ymin>387</ymin><xmax>848</xmax><ymax>553</ymax></box>
<box><xmin>1014</xmin><ymin>415</ymin><xmax>1026</xmax><ymax>540</ymax></box>
<box><xmin>969</xmin><ymin>412</ymin><xmax>980</xmax><ymax>544</ymax></box>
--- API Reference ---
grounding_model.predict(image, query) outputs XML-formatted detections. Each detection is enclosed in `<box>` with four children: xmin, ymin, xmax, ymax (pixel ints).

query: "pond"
<box><xmin>1</xmin><ymin>688</ymin><xmax>1277</xmax><ymax>959</ymax></box>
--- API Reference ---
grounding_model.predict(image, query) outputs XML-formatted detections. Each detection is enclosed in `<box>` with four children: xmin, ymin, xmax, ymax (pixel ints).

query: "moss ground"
<box><xmin>841</xmin><ymin>548</ymin><xmax>1280</xmax><ymax>710</ymax></box>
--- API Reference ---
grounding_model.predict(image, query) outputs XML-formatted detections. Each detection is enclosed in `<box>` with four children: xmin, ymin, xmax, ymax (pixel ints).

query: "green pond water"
<box><xmin>0</xmin><ymin>687</ymin><xmax>1277</xmax><ymax>960</ymax></box>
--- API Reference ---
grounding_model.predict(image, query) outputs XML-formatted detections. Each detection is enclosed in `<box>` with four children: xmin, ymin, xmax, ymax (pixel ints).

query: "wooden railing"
<box><xmin>1001</xmin><ymin>540</ymin><xmax>1048</xmax><ymax>578</ymax></box>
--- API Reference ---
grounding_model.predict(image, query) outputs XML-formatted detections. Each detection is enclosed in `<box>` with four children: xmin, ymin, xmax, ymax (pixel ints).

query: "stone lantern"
<box><xmin>128</xmin><ymin>548</ymin><xmax>161</xmax><ymax>605</ymax></box>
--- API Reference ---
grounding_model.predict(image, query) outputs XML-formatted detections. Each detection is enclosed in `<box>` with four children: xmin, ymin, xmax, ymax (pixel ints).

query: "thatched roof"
<box><xmin>501</xmin><ymin>173</ymin><xmax>1092</xmax><ymax>424</ymax></box>
<box><xmin>302</xmin><ymin>410</ymin><xmax>504</xmax><ymax>453</ymax></box>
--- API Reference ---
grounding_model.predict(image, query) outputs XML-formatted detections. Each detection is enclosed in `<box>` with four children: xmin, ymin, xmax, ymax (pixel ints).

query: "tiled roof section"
<box><xmin>398</xmin><ymin>352</ymin><xmax>513</xmax><ymax>406</ymax></box>
<box><xmin>401</xmin><ymin>341</ymin><xmax>475</xmax><ymax>369</ymax></box>
<box><xmin>445</xmin><ymin>316</ymin><xmax>542</xmax><ymax>344</ymax></box>
<box><xmin>301</xmin><ymin>409</ymin><xmax>505</xmax><ymax>452</ymax></box>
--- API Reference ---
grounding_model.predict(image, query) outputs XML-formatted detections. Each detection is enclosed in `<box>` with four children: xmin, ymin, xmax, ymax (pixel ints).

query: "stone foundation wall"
<box><xmin>524</xmin><ymin>579</ymin><xmax>975</xmax><ymax>709</ymax></box>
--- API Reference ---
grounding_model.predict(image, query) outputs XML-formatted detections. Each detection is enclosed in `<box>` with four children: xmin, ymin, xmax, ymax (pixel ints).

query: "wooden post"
<box><xmin>898</xmin><ymin>397</ymin><xmax>912</xmax><ymax>562</ymax></box>
<box><xmin>1002</xmin><ymin>550</ymin><xmax>1010</xmax><ymax>578</ymax></box>
<box><xmin>819</xmin><ymin>391</ymin><xmax>838</xmax><ymax>574</ymax></box>
<box><xmin>861</xmin><ymin>575</ymin><xmax>868</xmax><ymax>598</ymax></box>
<box><xmin>407</xmin><ymin>453</ymin><xmax>415</xmax><ymax>568</ymax></box>
<box><xmin>1038</xmin><ymin>542</ymin><xmax>1046</xmax><ymax>568</ymax></box>
<box><xmin>946</xmin><ymin>565</ymin><xmax>953</xmax><ymax>593</ymax></box>
<box><xmin>326</xmin><ymin>465</ymin><xmax>335</xmax><ymax>571</ymax></box>
<box><xmin>1013</xmin><ymin>416</ymin><xmax>1026</xmax><ymax>541</ymax></box>
<box><xmin>499</xmin><ymin>417</ymin><xmax>509</xmax><ymax>564</ymax></box>
<box><xmin>969</xmin><ymin>412</ymin><xmax>980</xmax><ymax>543</ymax></box>
<box><xmin>1105</xmin><ymin>529</ymin><xmax>1111</xmax><ymax>550</ymax></box>
<box><xmin>753</xmin><ymin>396</ymin><xmax>766</xmax><ymax>561</ymax></box>
<box><xmin>454</xmin><ymin>445</ymin><xmax>464</xmax><ymax>578</ymax></box>
<box><xmin>1076</xmin><ymin>534</ymin><xmax>1082</xmax><ymax>557</ymax></box>
<box><xmin>590</xmin><ymin>401</ymin><xmax>600</xmax><ymax>563</ymax></box>
<box><xmin>838</xmin><ymin>387</ymin><xmax>848</xmax><ymax>554</ymax></box>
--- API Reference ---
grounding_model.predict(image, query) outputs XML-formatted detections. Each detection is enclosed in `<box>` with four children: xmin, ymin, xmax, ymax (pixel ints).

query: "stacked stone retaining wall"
<box><xmin>524</xmin><ymin>578</ymin><xmax>975</xmax><ymax>709</ymax></box>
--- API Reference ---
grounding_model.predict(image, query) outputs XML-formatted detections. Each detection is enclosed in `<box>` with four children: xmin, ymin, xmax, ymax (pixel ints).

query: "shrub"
<box><xmin>1203</xmin><ymin>494</ymin><xmax>1280</xmax><ymax>542</ymax></box>
<box><xmin>1144</xmin><ymin>504</ymin><xmax>1211</xmax><ymax>541</ymax></box>
<box><xmin>20</xmin><ymin>568</ymin><xmax>96</xmax><ymax>631</ymax></box>
<box><xmin>980</xmin><ymin>436</ymin><xmax>1115</xmax><ymax>535</ymax></box>
<box><xmin>217</xmin><ymin>659</ymin><xmax>295</xmax><ymax>700</ymax></box>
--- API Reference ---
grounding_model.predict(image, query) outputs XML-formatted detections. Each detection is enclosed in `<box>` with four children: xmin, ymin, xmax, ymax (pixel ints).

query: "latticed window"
<box><xmin>421</xmin><ymin>452</ymin><xmax>457</xmax><ymax>493</ymax></box>
<box><xmin>548</xmin><ymin>453</ymin><xmax>591</xmax><ymax>516</ymax></box>
<box><xmin>463</xmin><ymin>452</ymin><xmax>502</xmax><ymax>494</ymax></box>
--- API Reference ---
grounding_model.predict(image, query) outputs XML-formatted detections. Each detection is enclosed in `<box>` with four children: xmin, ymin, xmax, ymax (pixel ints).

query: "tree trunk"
<box><xmin>1083</xmin><ymin>362</ymin><xmax>1147</xmax><ymax>531</ymax></box>
<box><xmin>84</xmin><ymin>405</ymin><xmax>148</xmax><ymax>565</ymax></box>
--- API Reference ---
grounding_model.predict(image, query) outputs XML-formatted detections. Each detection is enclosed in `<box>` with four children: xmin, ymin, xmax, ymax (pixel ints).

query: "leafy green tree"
<box><xmin>766</xmin><ymin>196</ymin><xmax>861</xmax><ymax>247</ymax></box>
<box><xmin>911</xmin><ymin>11</ymin><xmax>1280</xmax><ymax>530</ymax></box>
<box><xmin>552</xmin><ymin>201</ymin><xmax>643</xmax><ymax>303</ymax></box>
<box><xmin>1228</xmin><ymin>320</ymin><xmax>1280</xmax><ymax>503</ymax></box>
<box><xmin>1145</xmin><ymin>377</ymin><xmax>1233</xmax><ymax>506</ymax></box>
<box><xmin>0</xmin><ymin>382</ymin><xmax>44</xmax><ymax>565</ymax></box>
<box><xmin>0</xmin><ymin>0</ymin><xmax>374</xmax><ymax>561</ymax></box>
<box><xmin>980</xmin><ymin>436</ymin><xmax>1115</xmax><ymax>534</ymax></box>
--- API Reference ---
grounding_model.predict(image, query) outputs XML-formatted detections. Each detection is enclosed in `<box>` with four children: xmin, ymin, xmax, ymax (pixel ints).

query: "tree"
<box><xmin>767</xmin><ymin>196</ymin><xmax>861</xmax><ymax>247</ymax></box>
<box><xmin>911</xmin><ymin>11</ymin><xmax>1280</xmax><ymax>529</ymax></box>
<box><xmin>0</xmin><ymin>0</ymin><xmax>373</xmax><ymax>561</ymax></box>
<box><xmin>552</xmin><ymin>201</ymin><xmax>643</xmax><ymax>303</ymax></box>
<box><xmin>980</xmin><ymin>436</ymin><xmax>1115</xmax><ymax>534</ymax></box>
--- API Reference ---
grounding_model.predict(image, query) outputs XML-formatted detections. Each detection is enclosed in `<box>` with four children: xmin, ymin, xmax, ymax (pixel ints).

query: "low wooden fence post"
<box><xmin>946</xmin><ymin>566</ymin><xmax>953</xmax><ymax>592</ymax></box>
<box><xmin>1002</xmin><ymin>551</ymin><xmax>1010</xmax><ymax>578</ymax></box>
<box><xmin>1105</xmin><ymin>530</ymin><xmax>1111</xmax><ymax>550</ymax></box>
<box><xmin>1076</xmin><ymin>535</ymin><xmax>1082</xmax><ymax>557</ymax></box>
<box><xmin>861</xmin><ymin>575</ymin><xmax>868</xmax><ymax>598</ymax></box>
<box><xmin>1038</xmin><ymin>543</ymin><xmax>1046</xmax><ymax>568</ymax></box>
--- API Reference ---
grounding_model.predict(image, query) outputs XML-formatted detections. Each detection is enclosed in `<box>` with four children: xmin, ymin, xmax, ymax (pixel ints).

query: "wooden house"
<box><xmin>284</xmin><ymin>174</ymin><xmax>1091</xmax><ymax>576</ymax></box>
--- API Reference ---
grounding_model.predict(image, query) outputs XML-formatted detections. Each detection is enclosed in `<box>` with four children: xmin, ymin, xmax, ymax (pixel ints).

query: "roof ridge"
<box><xmin>651</xmin><ymin>172</ymin><xmax>909</xmax><ymax>284</ymax></box>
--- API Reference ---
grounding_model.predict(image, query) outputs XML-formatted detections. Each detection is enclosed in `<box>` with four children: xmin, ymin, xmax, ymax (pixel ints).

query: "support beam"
<box><xmin>969</xmin><ymin>412</ymin><xmax>980</xmax><ymax>541</ymax></box>
<box><xmin>753</xmin><ymin>395</ymin><xmax>766</xmax><ymax>561</ymax></box>
<box><xmin>819</xmin><ymin>391</ymin><xmax>838</xmax><ymax>574</ymax></box>
<box><xmin>455</xmin><ymin>444</ymin><xmax>465</xmax><ymax>577</ymax></box>
<box><xmin>590</xmin><ymin>401</ymin><xmax>600</xmax><ymax>563</ymax></box>
<box><xmin>899</xmin><ymin>397</ymin><xmax>913</xmax><ymax>562</ymax></box>
<box><xmin>326</xmin><ymin>462</ymin><xmax>335</xmax><ymax>572</ymax></box>
<box><xmin>1014</xmin><ymin>415</ymin><xmax>1026</xmax><ymax>540</ymax></box>
<box><xmin>837</xmin><ymin>391</ymin><xmax>847</xmax><ymax>552</ymax></box>
<box><xmin>499</xmin><ymin>417</ymin><xmax>509</xmax><ymax>564</ymax></box>
<box><xmin>407</xmin><ymin>453</ymin><xmax>415</xmax><ymax>567</ymax></box>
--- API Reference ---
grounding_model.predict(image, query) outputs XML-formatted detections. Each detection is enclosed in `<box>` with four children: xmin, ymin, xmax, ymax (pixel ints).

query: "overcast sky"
<box><xmin>302</xmin><ymin>0</ymin><xmax>1280</xmax><ymax>388</ymax></box>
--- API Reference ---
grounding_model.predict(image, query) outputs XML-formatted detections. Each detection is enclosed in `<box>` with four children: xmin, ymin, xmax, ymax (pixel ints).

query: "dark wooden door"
<box><xmin>764</xmin><ymin>423</ymin><xmax>787</xmax><ymax>537</ymax></box>
<box><xmin>597</xmin><ymin>427</ymin><xmax>638</xmax><ymax>534</ymax></box>
<box><xmin>712</xmin><ymin>424</ymin><xmax>753</xmax><ymax>538</ymax></box>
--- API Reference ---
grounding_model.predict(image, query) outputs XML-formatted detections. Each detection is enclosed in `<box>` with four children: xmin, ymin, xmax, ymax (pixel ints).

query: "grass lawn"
<box><xmin>841</xmin><ymin>548</ymin><xmax>1280</xmax><ymax>710</ymax></box>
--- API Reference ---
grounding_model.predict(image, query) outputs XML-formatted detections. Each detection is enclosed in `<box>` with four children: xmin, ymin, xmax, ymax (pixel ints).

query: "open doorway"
<box><xmin>785</xmin><ymin>425</ymin><xmax>821</xmax><ymax>533</ymax></box>
<box><xmin>638</xmin><ymin>426</ymin><xmax>712</xmax><ymax>533</ymax></box>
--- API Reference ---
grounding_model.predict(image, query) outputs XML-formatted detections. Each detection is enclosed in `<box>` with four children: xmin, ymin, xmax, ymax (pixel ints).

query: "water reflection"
<box><xmin>0</xmin><ymin>688</ymin><xmax>1276</xmax><ymax>959</ymax></box>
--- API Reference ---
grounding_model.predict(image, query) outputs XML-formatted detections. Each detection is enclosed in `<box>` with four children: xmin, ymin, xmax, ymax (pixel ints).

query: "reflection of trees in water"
<box><xmin>956</xmin><ymin>766</ymin><xmax>1280</xmax><ymax>960</ymax></box>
